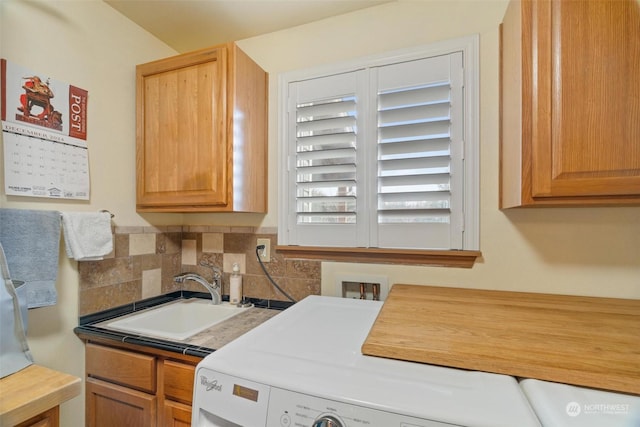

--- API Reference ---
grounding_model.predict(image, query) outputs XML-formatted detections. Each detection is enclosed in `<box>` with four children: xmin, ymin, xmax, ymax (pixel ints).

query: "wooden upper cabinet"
<box><xmin>500</xmin><ymin>0</ymin><xmax>640</xmax><ymax>208</ymax></box>
<box><xmin>136</xmin><ymin>43</ymin><xmax>268</xmax><ymax>212</ymax></box>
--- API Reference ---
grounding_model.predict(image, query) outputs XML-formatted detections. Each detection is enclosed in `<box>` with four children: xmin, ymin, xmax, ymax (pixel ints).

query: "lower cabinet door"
<box><xmin>86</xmin><ymin>377</ymin><xmax>157</xmax><ymax>427</ymax></box>
<box><xmin>163</xmin><ymin>400</ymin><xmax>192</xmax><ymax>427</ymax></box>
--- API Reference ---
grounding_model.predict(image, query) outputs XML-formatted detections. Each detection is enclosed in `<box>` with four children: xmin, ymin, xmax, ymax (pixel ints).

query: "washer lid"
<box><xmin>520</xmin><ymin>379</ymin><xmax>640</xmax><ymax>427</ymax></box>
<box><xmin>202</xmin><ymin>295</ymin><xmax>541</xmax><ymax>427</ymax></box>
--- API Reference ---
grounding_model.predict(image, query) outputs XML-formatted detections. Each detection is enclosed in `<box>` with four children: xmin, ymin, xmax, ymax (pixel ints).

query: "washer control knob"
<box><xmin>313</xmin><ymin>415</ymin><xmax>344</xmax><ymax>427</ymax></box>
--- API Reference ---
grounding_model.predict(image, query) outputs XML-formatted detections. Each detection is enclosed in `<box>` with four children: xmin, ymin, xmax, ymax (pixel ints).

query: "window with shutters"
<box><xmin>279</xmin><ymin>36</ymin><xmax>479</xmax><ymax>252</ymax></box>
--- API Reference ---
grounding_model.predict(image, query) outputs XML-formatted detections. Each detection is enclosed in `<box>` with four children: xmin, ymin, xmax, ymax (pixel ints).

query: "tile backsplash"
<box><xmin>78</xmin><ymin>226</ymin><xmax>320</xmax><ymax>316</ymax></box>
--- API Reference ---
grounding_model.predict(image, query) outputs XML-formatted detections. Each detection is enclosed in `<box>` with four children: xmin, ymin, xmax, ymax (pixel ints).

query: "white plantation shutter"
<box><xmin>286</xmin><ymin>71</ymin><xmax>369</xmax><ymax>247</ymax></box>
<box><xmin>373</xmin><ymin>53</ymin><xmax>464</xmax><ymax>249</ymax></box>
<box><xmin>280</xmin><ymin>38</ymin><xmax>477</xmax><ymax>251</ymax></box>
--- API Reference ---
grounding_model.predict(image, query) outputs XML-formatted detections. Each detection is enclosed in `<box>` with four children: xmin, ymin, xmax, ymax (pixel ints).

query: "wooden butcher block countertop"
<box><xmin>361</xmin><ymin>284</ymin><xmax>640</xmax><ymax>395</ymax></box>
<box><xmin>0</xmin><ymin>364</ymin><xmax>81</xmax><ymax>426</ymax></box>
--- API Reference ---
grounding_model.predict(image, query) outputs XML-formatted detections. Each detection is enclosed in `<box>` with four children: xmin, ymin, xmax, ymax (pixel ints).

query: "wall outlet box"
<box><xmin>335</xmin><ymin>274</ymin><xmax>389</xmax><ymax>301</ymax></box>
<box><xmin>257</xmin><ymin>238</ymin><xmax>271</xmax><ymax>262</ymax></box>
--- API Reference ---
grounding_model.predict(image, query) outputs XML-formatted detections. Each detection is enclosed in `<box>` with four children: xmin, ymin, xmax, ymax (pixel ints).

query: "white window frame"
<box><xmin>278</xmin><ymin>35</ymin><xmax>479</xmax><ymax>251</ymax></box>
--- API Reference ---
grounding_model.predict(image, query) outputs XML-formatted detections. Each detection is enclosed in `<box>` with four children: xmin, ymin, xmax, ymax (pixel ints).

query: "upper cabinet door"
<box><xmin>136</xmin><ymin>47</ymin><xmax>228</xmax><ymax>210</ymax></box>
<box><xmin>136</xmin><ymin>43</ymin><xmax>268</xmax><ymax>213</ymax></box>
<box><xmin>500</xmin><ymin>0</ymin><xmax>640</xmax><ymax>207</ymax></box>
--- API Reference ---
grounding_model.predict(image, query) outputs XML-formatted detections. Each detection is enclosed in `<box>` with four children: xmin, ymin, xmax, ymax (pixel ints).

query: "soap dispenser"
<box><xmin>230</xmin><ymin>263</ymin><xmax>242</xmax><ymax>305</ymax></box>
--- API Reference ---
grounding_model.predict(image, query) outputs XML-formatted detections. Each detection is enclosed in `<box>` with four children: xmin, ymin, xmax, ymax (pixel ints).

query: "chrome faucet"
<box><xmin>173</xmin><ymin>269</ymin><xmax>222</xmax><ymax>305</ymax></box>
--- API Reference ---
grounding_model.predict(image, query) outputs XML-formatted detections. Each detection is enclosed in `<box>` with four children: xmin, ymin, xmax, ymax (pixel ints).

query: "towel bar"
<box><xmin>59</xmin><ymin>210</ymin><xmax>114</xmax><ymax>218</ymax></box>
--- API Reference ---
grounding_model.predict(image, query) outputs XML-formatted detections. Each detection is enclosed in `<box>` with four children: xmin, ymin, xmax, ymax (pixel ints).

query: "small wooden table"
<box><xmin>0</xmin><ymin>364</ymin><xmax>81</xmax><ymax>426</ymax></box>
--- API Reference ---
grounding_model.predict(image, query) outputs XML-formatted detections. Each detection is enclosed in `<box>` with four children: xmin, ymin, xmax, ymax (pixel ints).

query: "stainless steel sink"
<box><xmin>106</xmin><ymin>298</ymin><xmax>252</xmax><ymax>341</ymax></box>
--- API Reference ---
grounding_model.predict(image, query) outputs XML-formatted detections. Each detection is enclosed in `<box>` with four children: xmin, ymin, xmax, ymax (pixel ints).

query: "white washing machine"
<box><xmin>192</xmin><ymin>295</ymin><xmax>541</xmax><ymax>427</ymax></box>
<box><xmin>520</xmin><ymin>378</ymin><xmax>640</xmax><ymax>427</ymax></box>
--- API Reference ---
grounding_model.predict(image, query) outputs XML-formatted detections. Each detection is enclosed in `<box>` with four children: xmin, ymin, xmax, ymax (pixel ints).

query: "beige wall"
<box><xmin>1</xmin><ymin>0</ymin><xmax>638</xmax><ymax>424</ymax></box>
<box><xmin>1</xmin><ymin>1</ymin><xmax>176</xmax><ymax>425</ymax></box>
<box><xmin>234</xmin><ymin>0</ymin><xmax>640</xmax><ymax>300</ymax></box>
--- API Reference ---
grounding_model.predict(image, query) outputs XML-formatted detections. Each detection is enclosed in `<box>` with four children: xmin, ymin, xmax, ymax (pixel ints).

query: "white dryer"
<box><xmin>520</xmin><ymin>378</ymin><xmax>640</xmax><ymax>427</ymax></box>
<box><xmin>192</xmin><ymin>295</ymin><xmax>541</xmax><ymax>427</ymax></box>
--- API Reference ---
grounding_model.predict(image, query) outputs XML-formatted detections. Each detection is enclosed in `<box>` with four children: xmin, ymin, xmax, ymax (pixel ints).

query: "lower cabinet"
<box><xmin>84</xmin><ymin>342</ymin><xmax>199</xmax><ymax>427</ymax></box>
<box><xmin>163</xmin><ymin>400</ymin><xmax>192</xmax><ymax>427</ymax></box>
<box><xmin>162</xmin><ymin>360</ymin><xmax>197</xmax><ymax>427</ymax></box>
<box><xmin>86</xmin><ymin>378</ymin><xmax>157</xmax><ymax>427</ymax></box>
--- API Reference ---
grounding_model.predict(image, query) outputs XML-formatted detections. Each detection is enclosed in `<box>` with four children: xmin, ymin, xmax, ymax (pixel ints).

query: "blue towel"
<box><xmin>0</xmin><ymin>209</ymin><xmax>61</xmax><ymax>308</ymax></box>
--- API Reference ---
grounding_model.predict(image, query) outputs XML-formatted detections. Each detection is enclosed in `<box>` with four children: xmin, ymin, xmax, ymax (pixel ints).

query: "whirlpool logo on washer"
<box><xmin>200</xmin><ymin>375</ymin><xmax>222</xmax><ymax>392</ymax></box>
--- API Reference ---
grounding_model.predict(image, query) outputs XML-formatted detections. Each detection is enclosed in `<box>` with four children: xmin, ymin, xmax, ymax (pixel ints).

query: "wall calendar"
<box><xmin>1</xmin><ymin>59</ymin><xmax>90</xmax><ymax>200</ymax></box>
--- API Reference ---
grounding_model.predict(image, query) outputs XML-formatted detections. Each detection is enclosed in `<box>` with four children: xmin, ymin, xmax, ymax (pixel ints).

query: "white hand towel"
<box><xmin>61</xmin><ymin>212</ymin><xmax>113</xmax><ymax>261</ymax></box>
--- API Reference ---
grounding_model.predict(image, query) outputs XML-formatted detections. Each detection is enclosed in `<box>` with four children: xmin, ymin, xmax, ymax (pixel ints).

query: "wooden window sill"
<box><xmin>275</xmin><ymin>246</ymin><xmax>481</xmax><ymax>268</ymax></box>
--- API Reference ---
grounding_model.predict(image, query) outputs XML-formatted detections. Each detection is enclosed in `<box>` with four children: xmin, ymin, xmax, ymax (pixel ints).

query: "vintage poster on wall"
<box><xmin>1</xmin><ymin>58</ymin><xmax>90</xmax><ymax>199</ymax></box>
